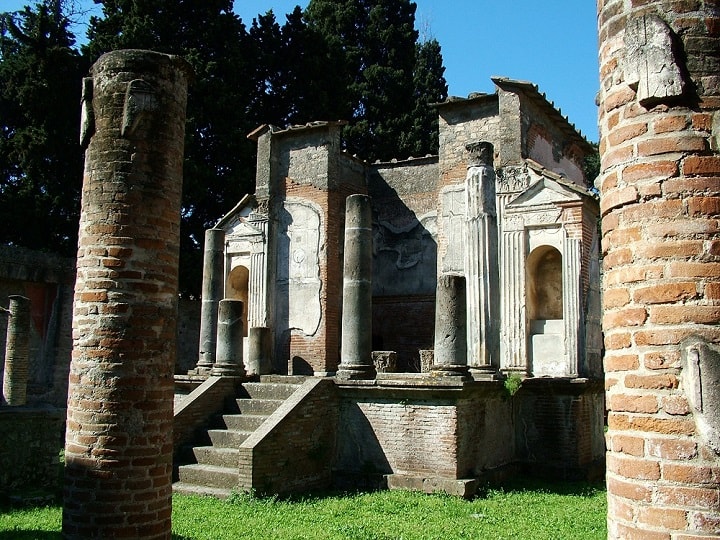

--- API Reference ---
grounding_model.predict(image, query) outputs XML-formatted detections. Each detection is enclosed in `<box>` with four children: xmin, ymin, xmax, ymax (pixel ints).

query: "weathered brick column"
<box><xmin>598</xmin><ymin>2</ymin><xmax>720</xmax><ymax>538</ymax></box>
<box><xmin>2</xmin><ymin>295</ymin><xmax>31</xmax><ymax>406</ymax></box>
<box><xmin>63</xmin><ymin>50</ymin><xmax>190</xmax><ymax>540</ymax></box>
<box><xmin>432</xmin><ymin>274</ymin><xmax>470</xmax><ymax>379</ymax></box>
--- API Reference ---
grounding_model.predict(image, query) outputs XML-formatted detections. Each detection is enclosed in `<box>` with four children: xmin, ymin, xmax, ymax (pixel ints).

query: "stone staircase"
<box><xmin>173</xmin><ymin>376</ymin><xmax>305</xmax><ymax>498</ymax></box>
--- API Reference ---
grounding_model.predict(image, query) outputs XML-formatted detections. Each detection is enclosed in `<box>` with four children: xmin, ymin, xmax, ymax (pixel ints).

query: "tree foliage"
<box><xmin>0</xmin><ymin>0</ymin><xmax>85</xmax><ymax>255</ymax></box>
<box><xmin>0</xmin><ymin>0</ymin><xmax>447</xmax><ymax>295</ymax></box>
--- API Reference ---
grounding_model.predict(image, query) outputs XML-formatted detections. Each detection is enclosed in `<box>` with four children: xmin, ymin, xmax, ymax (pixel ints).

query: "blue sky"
<box><xmin>3</xmin><ymin>0</ymin><xmax>600</xmax><ymax>141</ymax></box>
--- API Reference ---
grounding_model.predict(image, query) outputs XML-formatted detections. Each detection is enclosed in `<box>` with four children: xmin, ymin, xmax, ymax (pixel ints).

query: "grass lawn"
<box><xmin>0</xmin><ymin>481</ymin><xmax>606</xmax><ymax>539</ymax></box>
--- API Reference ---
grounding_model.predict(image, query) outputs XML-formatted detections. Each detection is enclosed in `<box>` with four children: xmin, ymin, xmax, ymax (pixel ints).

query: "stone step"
<box><xmin>208</xmin><ymin>428</ymin><xmax>252</xmax><ymax>448</ymax></box>
<box><xmin>173</xmin><ymin>482</ymin><xmax>232</xmax><ymax>500</ymax></box>
<box><xmin>192</xmin><ymin>446</ymin><xmax>240</xmax><ymax>468</ymax></box>
<box><xmin>260</xmin><ymin>375</ymin><xmax>307</xmax><ymax>384</ymax></box>
<box><xmin>236</xmin><ymin>397</ymin><xmax>284</xmax><ymax>415</ymax></box>
<box><xmin>177</xmin><ymin>463</ymin><xmax>239</xmax><ymax>490</ymax></box>
<box><xmin>241</xmin><ymin>381</ymin><xmax>301</xmax><ymax>400</ymax></box>
<box><xmin>222</xmin><ymin>413</ymin><xmax>267</xmax><ymax>431</ymax></box>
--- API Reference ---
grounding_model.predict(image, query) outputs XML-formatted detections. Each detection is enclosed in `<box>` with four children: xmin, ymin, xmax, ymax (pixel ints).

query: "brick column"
<box><xmin>598</xmin><ymin>2</ymin><xmax>720</xmax><ymax>538</ymax></box>
<box><xmin>2</xmin><ymin>295</ymin><xmax>30</xmax><ymax>406</ymax></box>
<box><xmin>63</xmin><ymin>50</ymin><xmax>191</xmax><ymax>540</ymax></box>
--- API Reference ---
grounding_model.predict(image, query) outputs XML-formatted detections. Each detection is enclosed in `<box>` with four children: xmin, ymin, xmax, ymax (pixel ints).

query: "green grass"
<box><xmin>0</xmin><ymin>481</ymin><xmax>606</xmax><ymax>540</ymax></box>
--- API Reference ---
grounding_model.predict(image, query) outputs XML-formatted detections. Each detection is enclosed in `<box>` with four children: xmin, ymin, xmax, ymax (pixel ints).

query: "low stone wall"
<box><xmin>0</xmin><ymin>406</ymin><xmax>65</xmax><ymax>495</ymax></box>
<box><xmin>514</xmin><ymin>378</ymin><xmax>606</xmax><ymax>479</ymax></box>
<box><xmin>334</xmin><ymin>378</ymin><xmax>514</xmax><ymax>495</ymax></box>
<box><xmin>238</xmin><ymin>378</ymin><xmax>339</xmax><ymax>494</ymax></box>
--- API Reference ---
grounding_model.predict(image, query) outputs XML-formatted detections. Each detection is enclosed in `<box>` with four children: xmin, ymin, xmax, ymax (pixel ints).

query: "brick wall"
<box><xmin>0</xmin><ymin>407</ymin><xmax>64</xmax><ymax>495</ymax></box>
<box><xmin>372</xmin><ymin>296</ymin><xmax>434</xmax><ymax>371</ymax></box>
<box><xmin>237</xmin><ymin>378</ymin><xmax>339</xmax><ymax>494</ymax></box>
<box><xmin>598</xmin><ymin>1</ymin><xmax>720</xmax><ymax>537</ymax></box>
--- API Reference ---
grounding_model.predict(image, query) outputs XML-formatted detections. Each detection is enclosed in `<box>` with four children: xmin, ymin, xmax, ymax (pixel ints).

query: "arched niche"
<box><xmin>526</xmin><ymin>245</ymin><xmax>563</xmax><ymax>321</ymax></box>
<box><xmin>226</xmin><ymin>265</ymin><xmax>249</xmax><ymax>337</ymax></box>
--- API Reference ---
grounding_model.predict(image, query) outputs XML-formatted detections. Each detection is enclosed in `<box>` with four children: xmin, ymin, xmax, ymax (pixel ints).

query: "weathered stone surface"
<box><xmin>2</xmin><ymin>295</ymin><xmax>30</xmax><ymax>406</ymax></box>
<box><xmin>211</xmin><ymin>299</ymin><xmax>246</xmax><ymax>377</ymax></box>
<box><xmin>64</xmin><ymin>49</ymin><xmax>190</xmax><ymax>540</ymax></box>
<box><xmin>197</xmin><ymin>228</ymin><xmax>225</xmax><ymax>372</ymax></box>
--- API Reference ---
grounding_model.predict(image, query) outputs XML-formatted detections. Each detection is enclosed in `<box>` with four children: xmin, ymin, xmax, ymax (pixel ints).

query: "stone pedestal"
<box><xmin>211</xmin><ymin>299</ymin><xmax>246</xmax><ymax>377</ymax></box>
<box><xmin>337</xmin><ymin>194</ymin><xmax>376</xmax><ymax>380</ymax></box>
<box><xmin>2</xmin><ymin>295</ymin><xmax>30</xmax><ymax>406</ymax></box>
<box><xmin>197</xmin><ymin>228</ymin><xmax>225</xmax><ymax>372</ymax></box>
<box><xmin>432</xmin><ymin>275</ymin><xmax>470</xmax><ymax>379</ymax></box>
<box><xmin>63</xmin><ymin>50</ymin><xmax>191</xmax><ymax>540</ymax></box>
<box><xmin>247</xmin><ymin>326</ymin><xmax>271</xmax><ymax>376</ymax></box>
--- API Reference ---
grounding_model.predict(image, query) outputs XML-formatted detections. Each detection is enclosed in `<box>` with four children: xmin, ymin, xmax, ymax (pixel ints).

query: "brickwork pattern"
<box><xmin>598</xmin><ymin>1</ymin><xmax>720</xmax><ymax>537</ymax></box>
<box><xmin>63</xmin><ymin>50</ymin><xmax>190</xmax><ymax>540</ymax></box>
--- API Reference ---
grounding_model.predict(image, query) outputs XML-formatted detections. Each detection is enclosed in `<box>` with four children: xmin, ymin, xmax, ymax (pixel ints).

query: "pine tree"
<box><xmin>0</xmin><ymin>0</ymin><xmax>85</xmax><ymax>255</ymax></box>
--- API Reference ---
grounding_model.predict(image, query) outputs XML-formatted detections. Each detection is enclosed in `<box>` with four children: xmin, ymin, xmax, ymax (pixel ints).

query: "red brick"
<box><xmin>604</xmin><ymin>308</ymin><xmax>648</xmax><ymax>328</ymax></box>
<box><xmin>604</xmin><ymin>287</ymin><xmax>631</xmax><ymax>308</ymax></box>
<box><xmin>637</xmin><ymin>136</ymin><xmax>707</xmax><ymax>157</ymax></box>
<box><xmin>662</xmin><ymin>463</ymin><xmax>720</xmax><ymax>484</ymax></box>
<box><xmin>633</xmin><ymin>282</ymin><xmax>698</xmax><ymax>304</ymax></box>
<box><xmin>609</xmin><ymin>393</ymin><xmax>659</xmax><ymax>414</ymax></box>
<box><xmin>643</xmin><ymin>351</ymin><xmax>682</xmax><ymax>370</ymax></box>
<box><xmin>612</xmin><ymin>523</ymin><xmax>671</xmax><ymax>540</ymax></box>
<box><xmin>635</xmin><ymin>241</ymin><xmax>704</xmax><ymax>260</ymax></box>
<box><xmin>607</xmin><ymin>475</ymin><xmax>653</xmax><ymax>502</ymax></box>
<box><xmin>601</xmin><ymin>185</ymin><xmax>639</xmax><ymax>215</ymax></box>
<box><xmin>605</xmin><ymin>331</ymin><xmax>632</xmax><ymax>350</ymax></box>
<box><xmin>604</xmin><ymin>86</ymin><xmax>637</xmax><ymax>112</ymax></box>
<box><xmin>647</xmin><ymin>438</ymin><xmax>697</xmax><ymax>460</ymax></box>
<box><xmin>603</xmin><ymin>226</ymin><xmax>642</xmax><ymax>252</ymax></box>
<box><xmin>637</xmin><ymin>507</ymin><xmax>688</xmax><ymax>531</ymax></box>
<box><xmin>625</xmin><ymin>374</ymin><xmax>679</xmax><ymax>390</ymax></box>
<box><xmin>607</xmin><ymin>453</ymin><xmax>661</xmax><ymax>480</ymax></box>
<box><xmin>691</xmin><ymin>113</ymin><xmax>713</xmax><ymax>131</ymax></box>
<box><xmin>609</xmin><ymin>122</ymin><xmax>648</xmax><ymax>146</ymax></box>
<box><xmin>659</xmin><ymin>484</ymin><xmax>719</xmax><ymax>512</ymax></box>
<box><xmin>687</xmin><ymin>196</ymin><xmax>720</xmax><ymax>217</ymax></box>
<box><xmin>619</xmin><ymin>199</ymin><xmax>684</xmax><ymax>222</ymax></box>
<box><xmin>705</xmin><ymin>282</ymin><xmax>720</xmax><ymax>300</ymax></box>
<box><xmin>610</xmin><ymin>434</ymin><xmax>646</xmax><ymax>457</ymax></box>
<box><xmin>605</xmin><ymin>354</ymin><xmax>640</xmax><ymax>371</ymax></box>
<box><xmin>605</xmin><ymin>264</ymin><xmax>663</xmax><ymax>286</ymax></box>
<box><xmin>649</xmin><ymin>305</ymin><xmax>720</xmax><ymax>325</ymax></box>
<box><xmin>609</xmin><ymin>413</ymin><xmax>695</xmax><ymax>436</ymax></box>
<box><xmin>684</xmin><ymin>156</ymin><xmax>720</xmax><ymax>175</ymax></box>
<box><xmin>668</xmin><ymin>262</ymin><xmax>720</xmax><ymax>278</ymax></box>
<box><xmin>654</xmin><ymin>114</ymin><xmax>690</xmax><ymax>133</ymax></box>
<box><xmin>649</xmin><ymin>219</ymin><xmax>719</xmax><ymax>238</ymax></box>
<box><xmin>664</xmin><ymin>177</ymin><xmax>720</xmax><ymax>196</ymax></box>
<box><xmin>635</xmin><ymin>327</ymin><xmax>713</xmax><ymax>347</ymax></box>
<box><xmin>662</xmin><ymin>395</ymin><xmax>691</xmax><ymax>416</ymax></box>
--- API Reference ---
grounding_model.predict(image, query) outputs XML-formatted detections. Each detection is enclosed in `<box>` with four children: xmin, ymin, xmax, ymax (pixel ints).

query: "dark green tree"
<box><xmin>85</xmin><ymin>0</ymin><xmax>257</xmax><ymax>296</ymax></box>
<box><xmin>0</xmin><ymin>0</ymin><xmax>85</xmax><ymax>255</ymax></box>
<box><xmin>304</xmin><ymin>0</ymin><xmax>446</xmax><ymax>162</ymax></box>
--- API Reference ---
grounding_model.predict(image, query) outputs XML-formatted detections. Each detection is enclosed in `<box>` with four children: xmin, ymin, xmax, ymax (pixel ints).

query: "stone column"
<box><xmin>562</xmin><ymin>236</ymin><xmax>582</xmax><ymax>378</ymax></box>
<box><xmin>2</xmin><ymin>295</ymin><xmax>31</xmax><ymax>406</ymax></box>
<box><xmin>247</xmin><ymin>326</ymin><xmax>271</xmax><ymax>376</ymax></box>
<box><xmin>63</xmin><ymin>50</ymin><xmax>191</xmax><ymax>540</ymax></box>
<box><xmin>197</xmin><ymin>228</ymin><xmax>225</xmax><ymax>372</ymax></box>
<box><xmin>464</xmin><ymin>141</ymin><xmax>499</xmax><ymax>374</ymax></box>
<box><xmin>432</xmin><ymin>274</ymin><xmax>469</xmax><ymax>379</ymax></box>
<box><xmin>337</xmin><ymin>194</ymin><xmax>375</xmax><ymax>380</ymax></box>
<box><xmin>598</xmin><ymin>3</ymin><xmax>720</xmax><ymax>538</ymax></box>
<box><xmin>211</xmin><ymin>299</ymin><xmax>246</xmax><ymax>377</ymax></box>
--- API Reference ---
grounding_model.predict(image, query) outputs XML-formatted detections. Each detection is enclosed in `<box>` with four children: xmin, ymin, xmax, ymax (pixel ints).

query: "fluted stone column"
<box><xmin>464</xmin><ymin>141</ymin><xmax>499</xmax><ymax>374</ymax></box>
<box><xmin>2</xmin><ymin>295</ymin><xmax>31</xmax><ymax>406</ymax></box>
<box><xmin>337</xmin><ymin>194</ymin><xmax>375</xmax><ymax>380</ymax></box>
<box><xmin>211</xmin><ymin>299</ymin><xmax>246</xmax><ymax>377</ymax></box>
<box><xmin>432</xmin><ymin>274</ymin><xmax>469</xmax><ymax>379</ymax></box>
<box><xmin>63</xmin><ymin>50</ymin><xmax>191</xmax><ymax>540</ymax></box>
<box><xmin>197</xmin><ymin>228</ymin><xmax>225</xmax><ymax>372</ymax></box>
<box><xmin>562</xmin><ymin>236</ymin><xmax>582</xmax><ymax>378</ymax></box>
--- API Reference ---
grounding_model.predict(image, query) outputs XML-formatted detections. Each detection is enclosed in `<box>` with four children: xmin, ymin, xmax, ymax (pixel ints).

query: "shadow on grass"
<box><xmin>0</xmin><ymin>532</ymin><xmax>62</xmax><ymax>539</ymax></box>
<box><xmin>477</xmin><ymin>478</ymin><xmax>606</xmax><ymax>498</ymax></box>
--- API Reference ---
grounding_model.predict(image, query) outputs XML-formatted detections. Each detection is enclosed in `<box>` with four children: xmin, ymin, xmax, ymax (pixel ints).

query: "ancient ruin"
<box><xmin>174</xmin><ymin>76</ymin><xmax>605</xmax><ymax>498</ymax></box>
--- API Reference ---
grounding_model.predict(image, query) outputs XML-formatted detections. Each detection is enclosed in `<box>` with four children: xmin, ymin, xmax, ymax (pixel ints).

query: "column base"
<box><xmin>431</xmin><ymin>364</ymin><xmax>471</xmax><ymax>380</ymax></box>
<box><xmin>336</xmin><ymin>363</ymin><xmax>376</xmax><ymax>381</ymax></box>
<box><xmin>469</xmin><ymin>366</ymin><xmax>501</xmax><ymax>381</ymax></box>
<box><xmin>210</xmin><ymin>363</ymin><xmax>246</xmax><ymax>377</ymax></box>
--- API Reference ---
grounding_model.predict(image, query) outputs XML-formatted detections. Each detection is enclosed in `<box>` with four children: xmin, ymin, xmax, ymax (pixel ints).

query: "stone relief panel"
<box><xmin>276</xmin><ymin>200</ymin><xmax>322</xmax><ymax>336</ymax></box>
<box><xmin>440</xmin><ymin>186</ymin><xmax>465</xmax><ymax>273</ymax></box>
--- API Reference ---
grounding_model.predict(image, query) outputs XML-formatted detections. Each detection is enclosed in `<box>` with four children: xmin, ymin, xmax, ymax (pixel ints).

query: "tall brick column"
<box><xmin>63</xmin><ymin>50</ymin><xmax>190</xmax><ymax>540</ymax></box>
<box><xmin>598</xmin><ymin>2</ymin><xmax>720</xmax><ymax>538</ymax></box>
<box><xmin>2</xmin><ymin>295</ymin><xmax>31</xmax><ymax>406</ymax></box>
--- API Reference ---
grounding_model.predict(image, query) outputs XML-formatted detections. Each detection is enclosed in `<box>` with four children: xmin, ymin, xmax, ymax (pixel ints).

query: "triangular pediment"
<box><xmin>506</xmin><ymin>177</ymin><xmax>586</xmax><ymax>210</ymax></box>
<box><xmin>215</xmin><ymin>194</ymin><xmax>264</xmax><ymax>237</ymax></box>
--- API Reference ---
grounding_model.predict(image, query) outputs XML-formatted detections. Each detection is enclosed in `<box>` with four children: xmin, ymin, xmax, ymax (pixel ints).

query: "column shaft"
<box><xmin>197</xmin><ymin>228</ymin><xmax>225</xmax><ymax>371</ymax></box>
<box><xmin>2</xmin><ymin>295</ymin><xmax>31</xmax><ymax>406</ymax></box>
